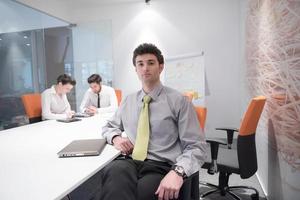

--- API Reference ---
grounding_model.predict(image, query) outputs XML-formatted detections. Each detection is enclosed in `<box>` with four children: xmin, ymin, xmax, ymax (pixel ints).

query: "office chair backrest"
<box><xmin>237</xmin><ymin>96</ymin><xmax>266</xmax><ymax>178</ymax></box>
<box><xmin>21</xmin><ymin>93</ymin><xmax>42</xmax><ymax>123</ymax></box>
<box><xmin>183</xmin><ymin>93</ymin><xmax>207</xmax><ymax>130</ymax></box>
<box><xmin>239</xmin><ymin>96</ymin><xmax>266</xmax><ymax>136</ymax></box>
<box><xmin>194</xmin><ymin>106</ymin><xmax>207</xmax><ymax>130</ymax></box>
<box><xmin>114</xmin><ymin>89</ymin><xmax>122</xmax><ymax>106</ymax></box>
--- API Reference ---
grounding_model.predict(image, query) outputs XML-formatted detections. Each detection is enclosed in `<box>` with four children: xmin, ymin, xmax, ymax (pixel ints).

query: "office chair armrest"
<box><xmin>215</xmin><ymin>127</ymin><xmax>239</xmax><ymax>132</ymax></box>
<box><xmin>206</xmin><ymin>138</ymin><xmax>227</xmax><ymax>156</ymax></box>
<box><xmin>206</xmin><ymin>138</ymin><xmax>227</xmax><ymax>146</ymax></box>
<box><xmin>216</xmin><ymin>127</ymin><xmax>239</xmax><ymax>149</ymax></box>
<box><xmin>206</xmin><ymin>139</ymin><xmax>227</xmax><ymax>175</ymax></box>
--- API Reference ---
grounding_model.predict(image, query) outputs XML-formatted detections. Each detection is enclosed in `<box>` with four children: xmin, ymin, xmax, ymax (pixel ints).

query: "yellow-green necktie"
<box><xmin>132</xmin><ymin>95</ymin><xmax>152</xmax><ymax>161</ymax></box>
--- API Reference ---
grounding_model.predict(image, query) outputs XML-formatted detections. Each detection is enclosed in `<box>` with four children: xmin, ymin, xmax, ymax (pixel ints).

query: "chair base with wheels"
<box><xmin>200</xmin><ymin>171</ymin><xmax>259</xmax><ymax>200</ymax></box>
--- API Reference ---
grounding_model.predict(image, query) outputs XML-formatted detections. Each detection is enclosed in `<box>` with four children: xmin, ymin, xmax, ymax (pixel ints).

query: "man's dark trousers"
<box><xmin>100</xmin><ymin>156</ymin><xmax>177</xmax><ymax>200</ymax></box>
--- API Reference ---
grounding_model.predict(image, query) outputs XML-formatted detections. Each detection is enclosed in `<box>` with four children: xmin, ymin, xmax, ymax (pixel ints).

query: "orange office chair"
<box><xmin>183</xmin><ymin>93</ymin><xmax>207</xmax><ymax>130</ymax></box>
<box><xmin>201</xmin><ymin>96</ymin><xmax>266</xmax><ymax>200</ymax></box>
<box><xmin>114</xmin><ymin>89</ymin><xmax>122</xmax><ymax>106</ymax></box>
<box><xmin>194</xmin><ymin>106</ymin><xmax>207</xmax><ymax>130</ymax></box>
<box><xmin>21</xmin><ymin>93</ymin><xmax>42</xmax><ymax>124</ymax></box>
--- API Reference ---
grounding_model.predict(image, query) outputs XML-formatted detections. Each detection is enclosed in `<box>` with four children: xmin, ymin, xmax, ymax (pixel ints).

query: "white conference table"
<box><xmin>0</xmin><ymin>114</ymin><xmax>120</xmax><ymax>200</ymax></box>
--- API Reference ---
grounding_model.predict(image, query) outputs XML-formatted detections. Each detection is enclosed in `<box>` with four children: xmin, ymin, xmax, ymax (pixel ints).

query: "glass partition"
<box><xmin>72</xmin><ymin>20</ymin><xmax>114</xmax><ymax>111</ymax></box>
<box><xmin>0</xmin><ymin>0</ymin><xmax>69</xmax><ymax>33</ymax></box>
<box><xmin>0</xmin><ymin>0</ymin><xmax>70</xmax><ymax>129</ymax></box>
<box><xmin>0</xmin><ymin>1</ymin><xmax>114</xmax><ymax>129</ymax></box>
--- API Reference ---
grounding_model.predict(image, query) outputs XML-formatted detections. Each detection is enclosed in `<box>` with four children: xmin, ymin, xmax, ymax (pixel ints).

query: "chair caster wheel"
<box><xmin>251</xmin><ymin>193</ymin><xmax>259</xmax><ymax>200</ymax></box>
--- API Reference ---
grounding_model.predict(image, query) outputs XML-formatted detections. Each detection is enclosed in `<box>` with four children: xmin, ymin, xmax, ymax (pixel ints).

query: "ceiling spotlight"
<box><xmin>26</xmin><ymin>43</ymin><xmax>31</xmax><ymax>46</ymax></box>
<box><xmin>145</xmin><ymin>0</ymin><xmax>151</xmax><ymax>5</ymax></box>
<box><xmin>24</xmin><ymin>36</ymin><xmax>28</xmax><ymax>39</ymax></box>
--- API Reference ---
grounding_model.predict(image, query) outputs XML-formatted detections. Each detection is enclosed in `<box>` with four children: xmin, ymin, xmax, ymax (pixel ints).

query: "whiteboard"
<box><xmin>163</xmin><ymin>53</ymin><xmax>205</xmax><ymax>105</ymax></box>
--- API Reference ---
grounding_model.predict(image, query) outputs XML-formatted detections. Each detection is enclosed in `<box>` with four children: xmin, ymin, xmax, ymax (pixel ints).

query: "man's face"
<box><xmin>135</xmin><ymin>54</ymin><xmax>164</xmax><ymax>85</ymax></box>
<box><xmin>90</xmin><ymin>82</ymin><xmax>101</xmax><ymax>93</ymax></box>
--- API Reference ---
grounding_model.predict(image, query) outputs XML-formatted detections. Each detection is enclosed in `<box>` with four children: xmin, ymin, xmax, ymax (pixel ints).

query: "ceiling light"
<box><xmin>26</xmin><ymin>43</ymin><xmax>31</xmax><ymax>46</ymax></box>
<box><xmin>24</xmin><ymin>36</ymin><xmax>28</xmax><ymax>39</ymax></box>
<box><xmin>0</xmin><ymin>38</ymin><xmax>2</xmax><ymax>41</ymax></box>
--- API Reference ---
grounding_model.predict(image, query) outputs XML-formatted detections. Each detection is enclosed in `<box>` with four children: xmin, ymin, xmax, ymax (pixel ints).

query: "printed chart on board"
<box><xmin>164</xmin><ymin>53</ymin><xmax>206</xmax><ymax>105</ymax></box>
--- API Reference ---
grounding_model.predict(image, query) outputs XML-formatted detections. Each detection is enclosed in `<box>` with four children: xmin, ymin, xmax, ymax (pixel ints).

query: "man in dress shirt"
<box><xmin>41</xmin><ymin>74</ymin><xmax>76</xmax><ymax>120</ymax></box>
<box><xmin>79</xmin><ymin>74</ymin><xmax>118</xmax><ymax>115</ymax></box>
<box><xmin>100</xmin><ymin>43</ymin><xmax>207</xmax><ymax>200</ymax></box>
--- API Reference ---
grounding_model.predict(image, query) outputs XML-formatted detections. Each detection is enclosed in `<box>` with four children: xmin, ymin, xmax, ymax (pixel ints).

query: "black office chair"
<box><xmin>180</xmin><ymin>171</ymin><xmax>199</xmax><ymax>200</ymax></box>
<box><xmin>200</xmin><ymin>96</ymin><xmax>266</xmax><ymax>200</ymax></box>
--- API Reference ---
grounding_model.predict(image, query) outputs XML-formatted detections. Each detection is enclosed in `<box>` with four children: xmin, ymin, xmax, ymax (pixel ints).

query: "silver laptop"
<box><xmin>56</xmin><ymin>118</ymin><xmax>82</xmax><ymax>123</ymax></box>
<box><xmin>74</xmin><ymin>112</ymin><xmax>93</xmax><ymax>118</ymax></box>
<box><xmin>57</xmin><ymin>139</ymin><xmax>106</xmax><ymax>158</ymax></box>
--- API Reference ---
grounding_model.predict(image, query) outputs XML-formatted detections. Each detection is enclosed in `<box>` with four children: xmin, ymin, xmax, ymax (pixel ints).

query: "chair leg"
<box><xmin>200</xmin><ymin>188</ymin><xmax>220</xmax><ymax>199</ymax></box>
<box><xmin>199</xmin><ymin>181</ymin><xmax>219</xmax><ymax>199</ymax></box>
<box><xmin>227</xmin><ymin>190</ymin><xmax>241</xmax><ymax>200</ymax></box>
<box><xmin>229</xmin><ymin>186</ymin><xmax>259</xmax><ymax>200</ymax></box>
<box><xmin>199</xmin><ymin>181</ymin><xmax>219</xmax><ymax>189</ymax></box>
<box><xmin>230</xmin><ymin>185</ymin><xmax>259</xmax><ymax>194</ymax></box>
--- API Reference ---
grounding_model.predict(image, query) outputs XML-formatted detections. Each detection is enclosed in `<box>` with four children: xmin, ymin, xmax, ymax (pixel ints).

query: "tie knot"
<box><xmin>143</xmin><ymin>95</ymin><xmax>152</xmax><ymax>104</ymax></box>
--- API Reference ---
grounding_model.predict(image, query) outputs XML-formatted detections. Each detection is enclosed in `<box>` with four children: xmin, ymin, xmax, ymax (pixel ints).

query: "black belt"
<box><xmin>117</xmin><ymin>155</ymin><xmax>171</xmax><ymax>167</ymax></box>
<box><xmin>144</xmin><ymin>159</ymin><xmax>171</xmax><ymax>167</ymax></box>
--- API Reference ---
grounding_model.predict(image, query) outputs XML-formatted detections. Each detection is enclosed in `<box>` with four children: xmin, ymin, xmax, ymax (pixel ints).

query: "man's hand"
<box><xmin>66</xmin><ymin>111</ymin><xmax>75</xmax><ymax>119</ymax></box>
<box><xmin>85</xmin><ymin>106</ymin><xmax>98</xmax><ymax>114</ymax></box>
<box><xmin>155</xmin><ymin>170</ymin><xmax>184</xmax><ymax>200</ymax></box>
<box><xmin>112</xmin><ymin>136</ymin><xmax>134</xmax><ymax>155</ymax></box>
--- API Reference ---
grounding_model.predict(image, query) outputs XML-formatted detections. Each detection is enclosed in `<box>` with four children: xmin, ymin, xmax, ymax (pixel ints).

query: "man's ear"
<box><xmin>159</xmin><ymin>64</ymin><xmax>164</xmax><ymax>73</ymax></box>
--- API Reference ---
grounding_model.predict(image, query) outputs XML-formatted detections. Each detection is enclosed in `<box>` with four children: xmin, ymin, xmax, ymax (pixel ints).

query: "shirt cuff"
<box><xmin>175</xmin><ymin>160</ymin><xmax>196</xmax><ymax>177</ymax></box>
<box><xmin>107</xmin><ymin>133</ymin><xmax>121</xmax><ymax>144</ymax></box>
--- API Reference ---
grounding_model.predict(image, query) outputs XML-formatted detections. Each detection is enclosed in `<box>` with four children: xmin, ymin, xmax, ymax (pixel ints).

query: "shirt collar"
<box><xmin>50</xmin><ymin>85</ymin><xmax>57</xmax><ymax>94</ymax></box>
<box><xmin>88</xmin><ymin>88</ymin><xmax>101</xmax><ymax>95</ymax></box>
<box><xmin>138</xmin><ymin>82</ymin><xmax>163</xmax><ymax>102</ymax></box>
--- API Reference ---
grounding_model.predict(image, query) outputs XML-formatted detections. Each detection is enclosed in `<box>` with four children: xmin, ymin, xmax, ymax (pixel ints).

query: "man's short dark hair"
<box><xmin>56</xmin><ymin>74</ymin><xmax>76</xmax><ymax>86</ymax></box>
<box><xmin>87</xmin><ymin>74</ymin><xmax>102</xmax><ymax>84</ymax></box>
<box><xmin>132</xmin><ymin>43</ymin><xmax>164</xmax><ymax>66</ymax></box>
